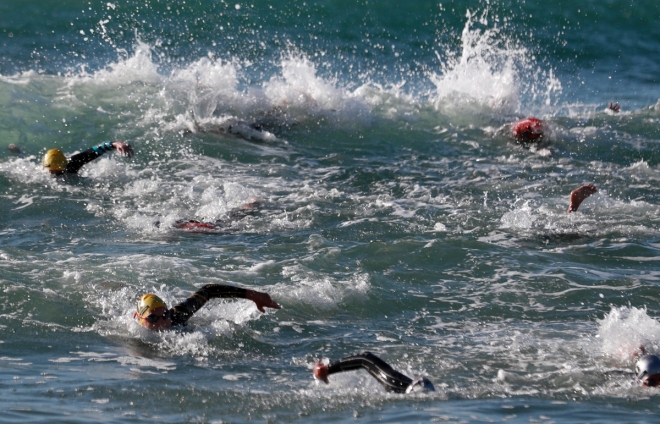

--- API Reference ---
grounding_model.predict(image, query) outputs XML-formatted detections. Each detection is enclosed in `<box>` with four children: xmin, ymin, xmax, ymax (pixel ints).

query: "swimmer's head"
<box><xmin>635</xmin><ymin>354</ymin><xmax>660</xmax><ymax>387</ymax></box>
<box><xmin>512</xmin><ymin>117</ymin><xmax>544</xmax><ymax>142</ymax></box>
<box><xmin>134</xmin><ymin>294</ymin><xmax>171</xmax><ymax>330</ymax></box>
<box><xmin>136</xmin><ymin>293</ymin><xmax>166</xmax><ymax>316</ymax></box>
<box><xmin>43</xmin><ymin>149</ymin><xmax>67</xmax><ymax>173</ymax></box>
<box><xmin>405</xmin><ymin>377</ymin><xmax>435</xmax><ymax>393</ymax></box>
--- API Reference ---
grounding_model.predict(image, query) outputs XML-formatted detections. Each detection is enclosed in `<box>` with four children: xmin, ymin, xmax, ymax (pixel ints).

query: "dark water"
<box><xmin>2</xmin><ymin>0</ymin><xmax>660</xmax><ymax>422</ymax></box>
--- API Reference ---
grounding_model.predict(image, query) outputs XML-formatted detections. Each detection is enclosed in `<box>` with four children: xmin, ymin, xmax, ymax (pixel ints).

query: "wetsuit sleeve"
<box><xmin>167</xmin><ymin>284</ymin><xmax>248</xmax><ymax>326</ymax></box>
<box><xmin>65</xmin><ymin>141</ymin><xmax>115</xmax><ymax>173</ymax></box>
<box><xmin>327</xmin><ymin>352</ymin><xmax>413</xmax><ymax>393</ymax></box>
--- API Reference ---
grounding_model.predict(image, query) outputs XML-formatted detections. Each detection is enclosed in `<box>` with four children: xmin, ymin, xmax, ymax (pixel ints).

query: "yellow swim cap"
<box><xmin>136</xmin><ymin>293</ymin><xmax>167</xmax><ymax>317</ymax></box>
<box><xmin>43</xmin><ymin>149</ymin><xmax>67</xmax><ymax>172</ymax></box>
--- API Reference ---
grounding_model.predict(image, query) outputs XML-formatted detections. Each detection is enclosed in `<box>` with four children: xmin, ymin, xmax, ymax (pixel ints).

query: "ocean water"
<box><xmin>2</xmin><ymin>0</ymin><xmax>660</xmax><ymax>422</ymax></box>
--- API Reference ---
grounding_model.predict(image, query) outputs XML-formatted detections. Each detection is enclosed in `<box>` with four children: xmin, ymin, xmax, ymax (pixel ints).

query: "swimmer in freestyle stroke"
<box><xmin>313</xmin><ymin>352</ymin><xmax>435</xmax><ymax>394</ymax></box>
<box><xmin>159</xmin><ymin>197</ymin><xmax>264</xmax><ymax>232</ymax></box>
<box><xmin>134</xmin><ymin>284</ymin><xmax>280</xmax><ymax>330</ymax></box>
<box><xmin>567</xmin><ymin>184</ymin><xmax>597</xmax><ymax>213</ymax></box>
<box><xmin>43</xmin><ymin>141</ymin><xmax>133</xmax><ymax>175</ymax></box>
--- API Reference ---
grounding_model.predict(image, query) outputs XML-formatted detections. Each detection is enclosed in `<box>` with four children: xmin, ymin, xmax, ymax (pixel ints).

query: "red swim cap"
<box><xmin>512</xmin><ymin>117</ymin><xmax>544</xmax><ymax>141</ymax></box>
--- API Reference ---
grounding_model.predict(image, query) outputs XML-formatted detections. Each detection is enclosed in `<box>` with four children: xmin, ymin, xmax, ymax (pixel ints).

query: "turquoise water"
<box><xmin>2</xmin><ymin>0</ymin><xmax>660</xmax><ymax>422</ymax></box>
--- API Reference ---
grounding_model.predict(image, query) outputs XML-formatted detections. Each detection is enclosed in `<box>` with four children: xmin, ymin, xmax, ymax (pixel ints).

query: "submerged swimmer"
<box><xmin>43</xmin><ymin>141</ymin><xmax>133</xmax><ymax>175</ymax></box>
<box><xmin>134</xmin><ymin>284</ymin><xmax>280</xmax><ymax>330</ymax></box>
<box><xmin>313</xmin><ymin>352</ymin><xmax>435</xmax><ymax>394</ymax></box>
<box><xmin>635</xmin><ymin>354</ymin><xmax>660</xmax><ymax>387</ymax></box>
<box><xmin>512</xmin><ymin>117</ymin><xmax>544</xmax><ymax>144</ymax></box>
<box><xmin>567</xmin><ymin>184</ymin><xmax>597</xmax><ymax>213</ymax></box>
<box><xmin>166</xmin><ymin>197</ymin><xmax>264</xmax><ymax>232</ymax></box>
<box><xmin>8</xmin><ymin>144</ymin><xmax>21</xmax><ymax>155</ymax></box>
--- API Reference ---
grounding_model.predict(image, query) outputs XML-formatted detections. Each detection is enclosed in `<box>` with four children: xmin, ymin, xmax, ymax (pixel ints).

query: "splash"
<box><xmin>429</xmin><ymin>8</ymin><xmax>522</xmax><ymax>114</ymax></box>
<box><xmin>597</xmin><ymin>306</ymin><xmax>660</xmax><ymax>363</ymax></box>
<box><xmin>67</xmin><ymin>40</ymin><xmax>162</xmax><ymax>87</ymax></box>
<box><xmin>429</xmin><ymin>7</ymin><xmax>561</xmax><ymax>116</ymax></box>
<box><xmin>165</xmin><ymin>55</ymin><xmax>243</xmax><ymax>121</ymax></box>
<box><xmin>500</xmin><ymin>199</ymin><xmax>536</xmax><ymax>229</ymax></box>
<box><xmin>16</xmin><ymin>40</ymin><xmax>375</xmax><ymax>149</ymax></box>
<box><xmin>262</xmin><ymin>54</ymin><xmax>371</xmax><ymax>124</ymax></box>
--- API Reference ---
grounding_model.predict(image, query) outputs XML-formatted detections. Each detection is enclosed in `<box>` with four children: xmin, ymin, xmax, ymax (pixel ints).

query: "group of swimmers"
<box><xmin>510</xmin><ymin>110</ymin><xmax>608</xmax><ymax>214</ymax></box>
<box><xmin>29</xmin><ymin>117</ymin><xmax>660</xmax><ymax>391</ymax></box>
<box><xmin>134</xmin><ymin>284</ymin><xmax>434</xmax><ymax>393</ymax></box>
<box><xmin>509</xmin><ymin>105</ymin><xmax>660</xmax><ymax>387</ymax></box>
<box><xmin>38</xmin><ymin>140</ymin><xmax>435</xmax><ymax>392</ymax></box>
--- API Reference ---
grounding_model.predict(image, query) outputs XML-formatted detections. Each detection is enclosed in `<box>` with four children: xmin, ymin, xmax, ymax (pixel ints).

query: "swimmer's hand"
<box><xmin>568</xmin><ymin>184</ymin><xmax>597</xmax><ymax>213</ymax></box>
<box><xmin>245</xmin><ymin>290</ymin><xmax>281</xmax><ymax>313</ymax></box>
<box><xmin>111</xmin><ymin>141</ymin><xmax>134</xmax><ymax>158</ymax></box>
<box><xmin>313</xmin><ymin>360</ymin><xmax>329</xmax><ymax>384</ymax></box>
<box><xmin>633</xmin><ymin>345</ymin><xmax>647</xmax><ymax>359</ymax></box>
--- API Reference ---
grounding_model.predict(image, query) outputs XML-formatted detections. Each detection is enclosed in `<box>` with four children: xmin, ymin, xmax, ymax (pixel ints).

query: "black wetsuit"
<box><xmin>327</xmin><ymin>352</ymin><xmax>415</xmax><ymax>393</ymax></box>
<box><xmin>166</xmin><ymin>284</ymin><xmax>248</xmax><ymax>326</ymax></box>
<box><xmin>62</xmin><ymin>142</ymin><xmax>117</xmax><ymax>174</ymax></box>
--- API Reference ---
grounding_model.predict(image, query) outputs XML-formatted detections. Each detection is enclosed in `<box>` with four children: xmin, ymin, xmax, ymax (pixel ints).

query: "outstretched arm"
<box><xmin>567</xmin><ymin>184</ymin><xmax>597</xmax><ymax>213</ymax></box>
<box><xmin>314</xmin><ymin>352</ymin><xmax>413</xmax><ymax>393</ymax></box>
<box><xmin>66</xmin><ymin>141</ymin><xmax>133</xmax><ymax>173</ymax></box>
<box><xmin>169</xmin><ymin>284</ymin><xmax>280</xmax><ymax>325</ymax></box>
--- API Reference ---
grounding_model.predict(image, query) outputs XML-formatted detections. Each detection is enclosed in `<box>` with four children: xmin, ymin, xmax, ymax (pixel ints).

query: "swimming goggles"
<box><xmin>133</xmin><ymin>311</ymin><xmax>169</xmax><ymax>324</ymax></box>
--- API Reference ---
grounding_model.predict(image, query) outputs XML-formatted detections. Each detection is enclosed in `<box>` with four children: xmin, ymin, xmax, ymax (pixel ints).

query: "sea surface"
<box><xmin>2</xmin><ymin>0</ymin><xmax>660</xmax><ymax>422</ymax></box>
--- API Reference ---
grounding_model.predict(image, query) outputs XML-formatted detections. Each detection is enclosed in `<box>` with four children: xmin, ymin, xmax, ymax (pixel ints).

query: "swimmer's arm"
<box><xmin>169</xmin><ymin>284</ymin><xmax>280</xmax><ymax>324</ymax></box>
<box><xmin>245</xmin><ymin>289</ymin><xmax>281</xmax><ymax>312</ymax></box>
<box><xmin>314</xmin><ymin>352</ymin><xmax>412</xmax><ymax>393</ymax></box>
<box><xmin>314</xmin><ymin>354</ymin><xmax>377</xmax><ymax>383</ymax></box>
<box><xmin>66</xmin><ymin>141</ymin><xmax>133</xmax><ymax>173</ymax></box>
<box><xmin>201</xmin><ymin>284</ymin><xmax>280</xmax><ymax>312</ymax></box>
<box><xmin>567</xmin><ymin>184</ymin><xmax>597</xmax><ymax>213</ymax></box>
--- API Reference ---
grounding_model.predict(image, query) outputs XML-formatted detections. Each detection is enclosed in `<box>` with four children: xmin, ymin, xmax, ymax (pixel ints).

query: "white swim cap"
<box><xmin>406</xmin><ymin>377</ymin><xmax>435</xmax><ymax>393</ymax></box>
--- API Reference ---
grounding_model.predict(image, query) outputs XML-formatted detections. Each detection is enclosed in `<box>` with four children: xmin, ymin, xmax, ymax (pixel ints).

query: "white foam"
<box><xmin>262</xmin><ymin>54</ymin><xmax>372</xmax><ymax>124</ymax></box>
<box><xmin>597</xmin><ymin>306</ymin><xmax>660</xmax><ymax>363</ymax></box>
<box><xmin>66</xmin><ymin>40</ymin><xmax>163</xmax><ymax>88</ymax></box>
<box><xmin>116</xmin><ymin>355</ymin><xmax>177</xmax><ymax>371</ymax></box>
<box><xmin>275</xmin><ymin>264</ymin><xmax>370</xmax><ymax>309</ymax></box>
<box><xmin>222</xmin><ymin>373</ymin><xmax>250</xmax><ymax>381</ymax></box>
<box><xmin>58</xmin><ymin>43</ymin><xmax>376</xmax><ymax>138</ymax></box>
<box><xmin>48</xmin><ymin>357</ymin><xmax>83</xmax><ymax>363</ymax></box>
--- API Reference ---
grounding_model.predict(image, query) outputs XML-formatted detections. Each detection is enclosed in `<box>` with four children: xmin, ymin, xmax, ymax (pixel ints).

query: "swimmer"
<box><xmin>160</xmin><ymin>197</ymin><xmax>264</xmax><ymax>232</ymax></box>
<box><xmin>567</xmin><ymin>184</ymin><xmax>597</xmax><ymax>213</ymax></box>
<box><xmin>313</xmin><ymin>352</ymin><xmax>435</xmax><ymax>394</ymax></box>
<box><xmin>8</xmin><ymin>144</ymin><xmax>21</xmax><ymax>154</ymax></box>
<box><xmin>635</xmin><ymin>354</ymin><xmax>660</xmax><ymax>387</ymax></box>
<box><xmin>134</xmin><ymin>284</ymin><xmax>280</xmax><ymax>330</ymax></box>
<box><xmin>43</xmin><ymin>141</ymin><xmax>133</xmax><ymax>175</ymax></box>
<box><xmin>608</xmin><ymin>102</ymin><xmax>620</xmax><ymax>113</ymax></box>
<box><xmin>512</xmin><ymin>117</ymin><xmax>544</xmax><ymax>143</ymax></box>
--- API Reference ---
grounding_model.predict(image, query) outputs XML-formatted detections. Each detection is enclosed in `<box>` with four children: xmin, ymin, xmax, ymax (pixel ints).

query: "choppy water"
<box><xmin>2</xmin><ymin>0</ymin><xmax>660</xmax><ymax>422</ymax></box>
